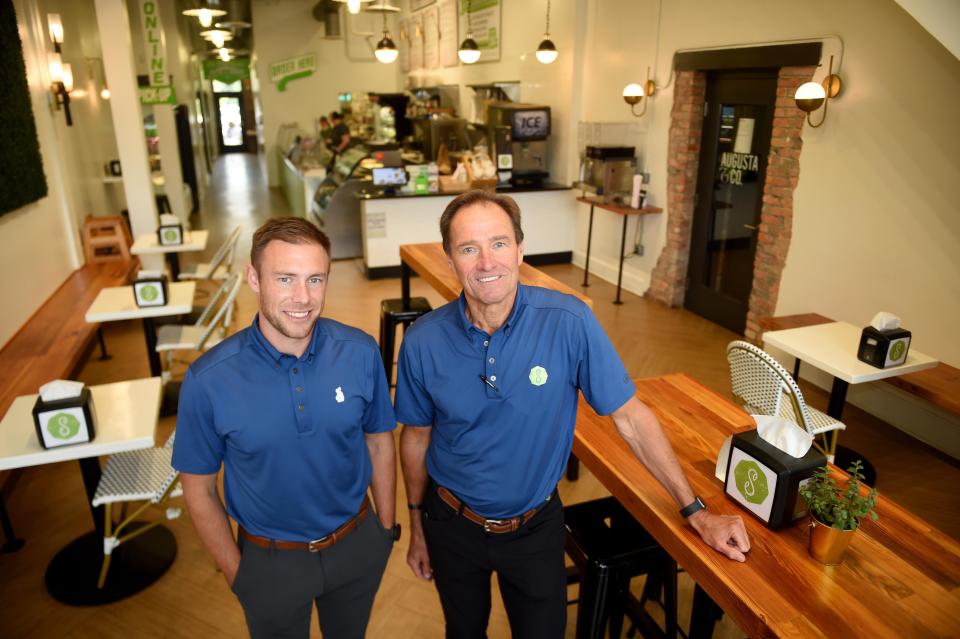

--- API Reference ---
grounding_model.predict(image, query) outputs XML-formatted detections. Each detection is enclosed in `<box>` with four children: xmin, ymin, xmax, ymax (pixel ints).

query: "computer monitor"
<box><xmin>372</xmin><ymin>166</ymin><xmax>408</xmax><ymax>187</ymax></box>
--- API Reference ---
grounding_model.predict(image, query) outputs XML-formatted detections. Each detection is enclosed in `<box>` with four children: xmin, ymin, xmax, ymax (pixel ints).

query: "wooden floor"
<box><xmin>2</xmin><ymin>153</ymin><xmax>957</xmax><ymax>638</ymax></box>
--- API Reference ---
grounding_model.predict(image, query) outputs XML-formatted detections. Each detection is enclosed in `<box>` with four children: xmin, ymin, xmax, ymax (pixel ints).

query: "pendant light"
<box><xmin>458</xmin><ymin>0</ymin><xmax>481</xmax><ymax>64</ymax></box>
<box><xmin>182</xmin><ymin>3</ymin><xmax>227</xmax><ymax>28</ymax></box>
<box><xmin>374</xmin><ymin>11</ymin><xmax>398</xmax><ymax>64</ymax></box>
<box><xmin>535</xmin><ymin>0</ymin><xmax>557</xmax><ymax>64</ymax></box>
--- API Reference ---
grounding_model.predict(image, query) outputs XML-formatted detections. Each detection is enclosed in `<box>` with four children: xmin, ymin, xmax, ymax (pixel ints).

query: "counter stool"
<box><xmin>565</xmin><ymin>496</ymin><xmax>678</xmax><ymax>639</ymax></box>
<box><xmin>379</xmin><ymin>297</ymin><xmax>432</xmax><ymax>386</ymax></box>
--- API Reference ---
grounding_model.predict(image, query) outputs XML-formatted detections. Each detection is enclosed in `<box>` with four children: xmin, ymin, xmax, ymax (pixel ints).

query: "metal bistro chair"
<box><xmin>726</xmin><ymin>340</ymin><xmax>846</xmax><ymax>461</ymax></box>
<box><xmin>177</xmin><ymin>224</ymin><xmax>243</xmax><ymax>281</ymax></box>
<box><xmin>155</xmin><ymin>272</ymin><xmax>242</xmax><ymax>381</ymax></box>
<box><xmin>91</xmin><ymin>432</ymin><xmax>182</xmax><ymax>589</ymax></box>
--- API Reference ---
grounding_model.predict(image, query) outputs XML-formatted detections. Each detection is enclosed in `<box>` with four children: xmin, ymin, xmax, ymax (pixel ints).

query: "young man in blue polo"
<box><xmin>173</xmin><ymin>218</ymin><xmax>398</xmax><ymax>639</ymax></box>
<box><xmin>396</xmin><ymin>190</ymin><xmax>750</xmax><ymax>638</ymax></box>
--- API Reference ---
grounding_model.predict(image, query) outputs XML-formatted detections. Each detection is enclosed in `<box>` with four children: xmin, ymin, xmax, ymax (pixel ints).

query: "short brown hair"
<box><xmin>439</xmin><ymin>190</ymin><xmax>524</xmax><ymax>254</ymax></box>
<box><xmin>250</xmin><ymin>217</ymin><xmax>332</xmax><ymax>271</ymax></box>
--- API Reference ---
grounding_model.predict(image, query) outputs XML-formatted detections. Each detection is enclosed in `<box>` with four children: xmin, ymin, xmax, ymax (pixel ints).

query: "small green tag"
<box><xmin>48</xmin><ymin>412</ymin><xmax>80</xmax><ymax>440</ymax></box>
<box><xmin>734</xmin><ymin>460</ymin><xmax>768</xmax><ymax>504</ymax></box>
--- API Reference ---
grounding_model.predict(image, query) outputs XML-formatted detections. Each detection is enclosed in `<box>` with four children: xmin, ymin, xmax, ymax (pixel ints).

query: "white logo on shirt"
<box><xmin>335</xmin><ymin>386</ymin><xmax>345</xmax><ymax>403</ymax></box>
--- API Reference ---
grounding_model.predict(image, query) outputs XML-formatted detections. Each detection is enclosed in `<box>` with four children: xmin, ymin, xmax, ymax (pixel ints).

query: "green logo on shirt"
<box><xmin>529</xmin><ymin>366</ymin><xmax>548</xmax><ymax>386</ymax></box>
<box><xmin>734</xmin><ymin>460</ymin><xmax>768</xmax><ymax>504</ymax></box>
<box><xmin>48</xmin><ymin>413</ymin><xmax>80</xmax><ymax>440</ymax></box>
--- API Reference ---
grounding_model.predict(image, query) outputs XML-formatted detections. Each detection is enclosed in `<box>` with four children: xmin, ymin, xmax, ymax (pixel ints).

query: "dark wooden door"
<box><xmin>685</xmin><ymin>70</ymin><xmax>777</xmax><ymax>334</ymax></box>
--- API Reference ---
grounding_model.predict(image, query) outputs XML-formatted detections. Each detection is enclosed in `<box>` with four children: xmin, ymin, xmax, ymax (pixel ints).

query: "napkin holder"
<box><xmin>724</xmin><ymin>429</ymin><xmax>825</xmax><ymax>529</ymax></box>
<box><xmin>157</xmin><ymin>221</ymin><xmax>184</xmax><ymax>246</ymax></box>
<box><xmin>858</xmin><ymin>326</ymin><xmax>911</xmax><ymax>368</ymax></box>
<box><xmin>133</xmin><ymin>274</ymin><xmax>169</xmax><ymax>307</ymax></box>
<box><xmin>32</xmin><ymin>387</ymin><xmax>96</xmax><ymax>449</ymax></box>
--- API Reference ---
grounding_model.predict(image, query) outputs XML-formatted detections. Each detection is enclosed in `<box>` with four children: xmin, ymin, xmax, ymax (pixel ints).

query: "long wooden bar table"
<box><xmin>574</xmin><ymin>373</ymin><xmax>960</xmax><ymax>638</ymax></box>
<box><xmin>399</xmin><ymin>242</ymin><xmax>592</xmax><ymax>309</ymax></box>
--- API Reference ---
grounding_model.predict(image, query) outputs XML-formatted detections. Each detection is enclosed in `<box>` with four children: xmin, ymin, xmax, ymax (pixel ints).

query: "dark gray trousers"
<box><xmin>231</xmin><ymin>513</ymin><xmax>394</xmax><ymax>639</ymax></box>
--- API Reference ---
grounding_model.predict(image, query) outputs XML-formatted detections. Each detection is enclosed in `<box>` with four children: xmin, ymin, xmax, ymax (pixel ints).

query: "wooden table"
<box><xmin>576</xmin><ymin>196</ymin><xmax>662</xmax><ymax>304</ymax></box>
<box><xmin>85</xmin><ymin>282</ymin><xmax>196</xmax><ymax>377</ymax></box>
<box><xmin>763</xmin><ymin>321</ymin><xmax>938</xmax><ymax>420</ymax></box>
<box><xmin>573</xmin><ymin>373</ymin><xmax>960</xmax><ymax>638</ymax></box>
<box><xmin>0</xmin><ymin>378</ymin><xmax>175</xmax><ymax>604</ymax></box>
<box><xmin>130</xmin><ymin>229</ymin><xmax>208</xmax><ymax>280</ymax></box>
<box><xmin>399</xmin><ymin>242</ymin><xmax>592</xmax><ymax>309</ymax></box>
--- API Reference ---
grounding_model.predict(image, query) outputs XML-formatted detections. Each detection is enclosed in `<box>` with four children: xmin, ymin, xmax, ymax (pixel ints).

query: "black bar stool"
<box><xmin>565</xmin><ymin>496</ymin><xmax>678</xmax><ymax>639</ymax></box>
<box><xmin>379</xmin><ymin>297</ymin><xmax>432</xmax><ymax>386</ymax></box>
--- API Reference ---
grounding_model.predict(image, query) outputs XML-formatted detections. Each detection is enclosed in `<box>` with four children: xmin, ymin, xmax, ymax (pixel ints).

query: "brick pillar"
<box><xmin>743</xmin><ymin>65</ymin><xmax>814</xmax><ymax>342</ymax></box>
<box><xmin>647</xmin><ymin>71</ymin><xmax>706</xmax><ymax>306</ymax></box>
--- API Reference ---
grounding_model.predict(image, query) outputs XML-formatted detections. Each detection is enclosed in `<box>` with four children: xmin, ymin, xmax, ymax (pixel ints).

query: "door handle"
<box><xmin>743</xmin><ymin>224</ymin><xmax>758</xmax><ymax>231</ymax></box>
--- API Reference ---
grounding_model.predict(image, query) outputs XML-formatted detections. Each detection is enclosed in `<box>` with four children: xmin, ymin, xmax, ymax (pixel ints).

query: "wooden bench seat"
<box><xmin>758</xmin><ymin>314</ymin><xmax>960</xmax><ymax>416</ymax></box>
<box><xmin>0</xmin><ymin>259</ymin><xmax>138</xmax><ymax>549</ymax></box>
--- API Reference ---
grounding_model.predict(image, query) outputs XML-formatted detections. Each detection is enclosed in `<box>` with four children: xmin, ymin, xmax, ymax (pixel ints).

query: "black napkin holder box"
<box><xmin>857</xmin><ymin>326</ymin><xmax>911</xmax><ymax>368</ymax></box>
<box><xmin>32</xmin><ymin>387</ymin><xmax>96</xmax><ymax>449</ymax></box>
<box><xmin>133</xmin><ymin>275</ymin><xmax>169</xmax><ymax>307</ymax></box>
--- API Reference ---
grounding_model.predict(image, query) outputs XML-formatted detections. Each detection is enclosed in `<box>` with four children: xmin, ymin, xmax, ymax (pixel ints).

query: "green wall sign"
<box><xmin>269</xmin><ymin>53</ymin><xmax>316</xmax><ymax>92</ymax></box>
<box><xmin>203</xmin><ymin>58</ymin><xmax>250</xmax><ymax>84</ymax></box>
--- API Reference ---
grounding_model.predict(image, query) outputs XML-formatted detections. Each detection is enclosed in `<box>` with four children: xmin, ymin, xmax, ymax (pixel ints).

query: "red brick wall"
<box><xmin>647</xmin><ymin>71</ymin><xmax>706</xmax><ymax>306</ymax></box>
<box><xmin>647</xmin><ymin>66</ymin><xmax>814</xmax><ymax>342</ymax></box>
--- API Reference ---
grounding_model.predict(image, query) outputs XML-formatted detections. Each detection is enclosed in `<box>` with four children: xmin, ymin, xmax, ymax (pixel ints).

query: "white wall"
<box><xmin>252</xmin><ymin>0</ymin><xmax>403</xmax><ymax>186</ymax></box>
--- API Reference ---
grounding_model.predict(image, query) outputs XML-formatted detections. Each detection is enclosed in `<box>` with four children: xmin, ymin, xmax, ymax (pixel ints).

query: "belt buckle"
<box><xmin>307</xmin><ymin>535</ymin><xmax>330</xmax><ymax>552</ymax></box>
<box><xmin>483</xmin><ymin>518</ymin><xmax>506</xmax><ymax>533</ymax></box>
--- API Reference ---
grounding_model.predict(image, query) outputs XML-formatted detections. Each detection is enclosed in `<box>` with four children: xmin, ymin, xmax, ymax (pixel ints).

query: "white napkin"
<box><xmin>715</xmin><ymin>415</ymin><xmax>814</xmax><ymax>480</ymax></box>
<box><xmin>137</xmin><ymin>269</ymin><xmax>164</xmax><ymax>279</ymax></box>
<box><xmin>159</xmin><ymin>214</ymin><xmax>180</xmax><ymax>226</ymax></box>
<box><xmin>870</xmin><ymin>311</ymin><xmax>900</xmax><ymax>331</ymax></box>
<box><xmin>39</xmin><ymin>379</ymin><xmax>85</xmax><ymax>402</ymax></box>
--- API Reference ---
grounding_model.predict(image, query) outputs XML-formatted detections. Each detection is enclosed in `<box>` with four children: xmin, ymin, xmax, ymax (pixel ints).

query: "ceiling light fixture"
<box><xmin>374</xmin><ymin>12</ymin><xmax>398</xmax><ymax>63</ymax></box>
<box><xmin>200</xmin><ymin>29</ymin><xmax>233</xmax><ymax>48</ymax></box>
<box><xmin>535</xmin><ymin>0</ymin><xmax>557</xmax><ymax>64</ymax></box>
<box><xmin>182</xmin><ymin>4</ymin><xmax>227</xmax><ymax>28</ymax></box>
<box><xmin>458</xmin><ymin>0</ymin><xmax>480</xmax><ymax>64</ymax></box>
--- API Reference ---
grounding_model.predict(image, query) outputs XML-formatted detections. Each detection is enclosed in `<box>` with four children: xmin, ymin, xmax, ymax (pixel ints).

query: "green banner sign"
<box><xmin>203</xmin><ymin>58</ymin><xmax>250</xmax><ymax>84</ymax></box>
<box><xmin>139</xmin><ymin>85</ymin><xmax>177</xmax><ymax>105</ymax></box>
<box><xmin>269</xmin><ymin>53</ymin><xmax>316</xmax><ymax>92</ymax></box>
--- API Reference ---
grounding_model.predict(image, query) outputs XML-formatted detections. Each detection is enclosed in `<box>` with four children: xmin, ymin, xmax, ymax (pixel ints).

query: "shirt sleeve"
<box><xmin>577</xmin><ymin>305</ymin><xmax>636</xmax><ymax>416</ymax></box>
<box><xmin>171</xmin><ymin>367</ymin><xmax>225</xmax><ymax>474</ymax></box>
<box><xmin>362</xmin><ymin>343</ymin><xmax>398</xmax><ymax>433</ymax></box>
<box><xmin>394</xmin><ymin>333</ymin><xmax>435</xmax><ymax>427</ymax></box>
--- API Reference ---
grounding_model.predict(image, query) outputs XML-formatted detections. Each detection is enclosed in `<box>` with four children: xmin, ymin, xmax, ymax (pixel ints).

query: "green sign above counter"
<box><xmin>202</xmin><ymin>58</ymin><xmax>251</xmax><ymax>84</ymax></box>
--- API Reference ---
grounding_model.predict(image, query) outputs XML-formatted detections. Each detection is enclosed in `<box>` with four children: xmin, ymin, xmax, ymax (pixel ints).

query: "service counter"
<box><xmin>358</xmin><ymin>183</ymin><xmax>574</xmax><ymax>278</ymax></box>
<box><xmin>279</xmin><ymin>152</ymin><xmax>326</xmax><ymax>219</ymax></box>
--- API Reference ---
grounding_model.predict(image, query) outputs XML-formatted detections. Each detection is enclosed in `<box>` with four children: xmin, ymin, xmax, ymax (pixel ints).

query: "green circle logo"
<box><xmin>163</xmin><ymin>229</ymin><xmax>178</xmax><ymax>242</ymax></box>
<box><xmin>529</xmin><ymin>366</ymin><xmax>548</xmax><ymax>386</ymax></box>
<box><xmin>734</xmin><ymin>460</ymin><xmax>768</xmax><ymax>504</ymax></box>
<box><xmin>140</xmin><ymin>284</ymin><xmax>159</xmax><ymax>302</ymax></box>
<box><xmin>48</xmin><ymin>412</ymin><xmax>80</xmax><ymax>440</ymax></box>
<box><xmin>889</xmin><ymin>340</ymin><xmax>905</xmax><ymax>361</ymax></box>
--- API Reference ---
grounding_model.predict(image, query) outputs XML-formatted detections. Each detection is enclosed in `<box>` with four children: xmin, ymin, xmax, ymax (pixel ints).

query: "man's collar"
<box><xmin>248</xmin><ymin>313</ymin><xmax>322</xmax><ymax>363</ymax></box>
<box><xmin>456</xmin><ymin>285</ymin><xmax>525</xmax><ymax>337</ymax></box>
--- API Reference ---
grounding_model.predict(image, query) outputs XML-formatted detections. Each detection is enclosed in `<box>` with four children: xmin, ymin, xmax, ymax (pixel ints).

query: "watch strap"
<box><xmin>679</xmin><ymin>496</ymin><xmax>706</xmax><ymax>518</ymax></box>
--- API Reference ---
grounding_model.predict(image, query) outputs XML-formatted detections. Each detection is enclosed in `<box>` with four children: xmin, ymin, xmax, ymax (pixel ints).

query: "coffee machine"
<box><xmin>486</xmin><ymin>103</ymin><xmax>551</xmax><ymax>186</ymax></box>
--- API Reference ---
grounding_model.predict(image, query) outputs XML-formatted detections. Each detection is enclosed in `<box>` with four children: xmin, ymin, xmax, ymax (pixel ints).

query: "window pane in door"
<box><xmin>218</xmin><ymin>97</ymin><xmax>242</xmax><ymax>147</ymax></box>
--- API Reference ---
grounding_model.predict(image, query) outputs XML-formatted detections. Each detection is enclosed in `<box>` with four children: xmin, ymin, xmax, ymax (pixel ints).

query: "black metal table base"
<box><xmin>0</xmin><ymin>494</ymin><xmax>25</xmax><ymax>553</ymax></box>
<box><xmin>45</xmin><ymin>523</ymin><xmax>177</xmax><ymax>606</ymax></box>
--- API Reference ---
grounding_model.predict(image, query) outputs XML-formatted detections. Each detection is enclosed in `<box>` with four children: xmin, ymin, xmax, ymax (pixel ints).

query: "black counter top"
<box><xmin>356</xmin><ymin>181</ymin><xmax>572</xmax><ymax>200</ymax></box>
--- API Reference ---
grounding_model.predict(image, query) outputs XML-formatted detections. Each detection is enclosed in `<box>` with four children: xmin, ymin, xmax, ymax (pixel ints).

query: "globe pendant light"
<box><xmin>374</xmin><ymin>11</ymin><xmax>398</xmax><ymax>63</ymax></box>
<box><xmin>535</xmin><ymin>0</ymin><xmax>557</xmax><ymax>64</ymax></box>
<box><xmin>458</xmin><ymin>0</ymin><xmax>480</xmax><ymax>64</ymax></box>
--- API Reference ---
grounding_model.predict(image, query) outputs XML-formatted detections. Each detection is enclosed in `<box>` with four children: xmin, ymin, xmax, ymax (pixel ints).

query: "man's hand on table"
<box><xmin>688</xmin><ymin>510</ymin><xmax>750</xmax><ymax>562</ymax></box>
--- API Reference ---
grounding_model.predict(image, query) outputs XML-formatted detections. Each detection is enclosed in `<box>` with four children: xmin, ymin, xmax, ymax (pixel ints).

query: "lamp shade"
<box><xmin>622</xmin><ymin>83</ymin><xmax>644</xmax><ymax>105</ymax></box>
<box><xmin>61</xmin><ymin>64</ymin><xmax>74</xmax><ymax>92</ymax></box>
<box><xmin>536</xmin><ymin>38</ymin><xmax>558</xmax><ymax>64</ymax></box>
<box><xmin>794</xmin><ymin>81</ymin><xmax>826</xmax><ymax>113</ymax></box>
<box><xmin>458</xmin><ymin>37</ymin><xmax>480</xmax><ymax>64</ymax></box>
<box><xmin>49</xmin><ymin>53</ymin><xmax>64</xmax><ymax>83</ymax></box>
<box><xmin>347</xmin><ymin>0</ymin><xmax>362</xmax><ymax>13</ymax></box>
<box><xmin>375</xmin><ymin>36</ymin><xmax>399</xmax><ymax>63</ymax></box>
<box><xmin>47</xmin><ymin>13</ymin><xmax>63</xmax><ymax>45</ymax></box>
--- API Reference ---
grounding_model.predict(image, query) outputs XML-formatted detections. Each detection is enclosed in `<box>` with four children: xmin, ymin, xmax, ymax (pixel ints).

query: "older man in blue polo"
<box><xmin>396</xmin><ymin>190</ymin><xmax>750</xmax><ymax>638</ymax></box>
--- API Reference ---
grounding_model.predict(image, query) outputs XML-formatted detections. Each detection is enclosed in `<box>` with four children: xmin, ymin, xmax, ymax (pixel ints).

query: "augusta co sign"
<box><xmin>269</xmin><ymin>53</ymin><xmax>316</xmax><ymax>92</ymax></box>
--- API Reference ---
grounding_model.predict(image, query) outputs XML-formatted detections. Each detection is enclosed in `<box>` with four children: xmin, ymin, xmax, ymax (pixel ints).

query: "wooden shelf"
<box><xmin>576</xmin><ymin>196</ymin><xmax>662</xmax><ymax>216</ymax></box>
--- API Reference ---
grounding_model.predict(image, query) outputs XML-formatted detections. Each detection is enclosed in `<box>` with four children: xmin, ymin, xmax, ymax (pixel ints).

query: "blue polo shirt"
<box><xmin>395</xmin><ymin>285</ymin><xmax>635</xmax><ymax>518</ymax></box>
<box><xmin>172</xmin><ymin>315</ymin><xmax>396</xmax><ymax>541</ymax></box>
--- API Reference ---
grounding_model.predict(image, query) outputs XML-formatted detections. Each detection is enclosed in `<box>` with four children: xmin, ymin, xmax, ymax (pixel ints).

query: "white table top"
<box><xmin>763</xmin><ymin>321</ymin><xmax>938</xmax><ymax>384</ymax></box>
<box><xmin>85</xmin><ymin>281</ymin><xmax>196</xmax><ymax>322</ymax></box>
<box><xmin>131</xmin><ymin>229</ymin><xmax>208</xmax><ymax>255</ymax></box>
<box><xmin>0</xmin><ymin>378</ymin><xmax>161</xmax><ymax>470</ymax></box>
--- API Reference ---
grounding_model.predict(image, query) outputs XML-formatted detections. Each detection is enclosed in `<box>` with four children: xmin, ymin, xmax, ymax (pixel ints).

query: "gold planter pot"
<box><xmin>808</xmin><ymin>516</ymin><xmax>857</xmax><ymax>565</ymax></box>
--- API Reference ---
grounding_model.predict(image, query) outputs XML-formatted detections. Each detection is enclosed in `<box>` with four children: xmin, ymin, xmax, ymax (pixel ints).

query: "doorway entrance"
<box><xmin>684</xmin><ymin>70</ymin><xmax>777</xmax><ymax>334</ymax></box>
<box><xmin>214</xmin><ymin>93</ymin><xmax>247</xmax><ymax>153</ymax></box>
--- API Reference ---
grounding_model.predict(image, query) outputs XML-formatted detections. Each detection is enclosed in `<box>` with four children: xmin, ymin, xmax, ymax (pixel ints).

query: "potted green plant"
<box><xmin>798</xmin><ymin>459</ymin><xmax>879</xmax><ymax>565</ymax></box>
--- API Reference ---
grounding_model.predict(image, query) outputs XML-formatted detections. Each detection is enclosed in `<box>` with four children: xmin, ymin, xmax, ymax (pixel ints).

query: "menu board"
<box><xmin>459</xmin><ymin>0</ymin><xmax>500</xmax><ymax>62</ymax></box>
<box><xmin>409</xmin><ymin>13</ymin><xmax>424</xmax><ymax>71</ymax></box>
<box><xmin>422</xmin><ymin>6</ymin><xmax>440</xmax><ymax>70</ymax></box>
<box><xmin>438</xmin><ymin>0</ymin><xmax>458</xmax><ymax>67</ymax></box>
<box><xmin>398</xmin><ymin>18</ymin><xmax>411</xmax><ymax>72</ymax></box>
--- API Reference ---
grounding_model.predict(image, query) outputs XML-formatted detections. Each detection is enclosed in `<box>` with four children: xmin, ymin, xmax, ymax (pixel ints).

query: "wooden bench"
<box><xmin>0</xmin><ymin>259</ymin><xmax>138</xmax><ymax>551</ymax></box>
<box><xmin>759</xmin><ymin>314</ymin><xmax>960</xmax><ymax>416</ymax></box>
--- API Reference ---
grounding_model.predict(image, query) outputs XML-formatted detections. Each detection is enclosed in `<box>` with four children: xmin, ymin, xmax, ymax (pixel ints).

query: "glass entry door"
<box><xmin>215</xmin><ymin>92</ymin><xmax>247</xmax><ymax>153</ymax></box>
<box><xmin>685</xmin><ymin>70</ymin><xmax>777</xmax><ymax>334</ymax></box>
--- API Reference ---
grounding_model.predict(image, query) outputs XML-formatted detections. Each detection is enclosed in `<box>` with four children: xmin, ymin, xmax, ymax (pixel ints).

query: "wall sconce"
<box><xmin>622</xmin><ymin>67</ymin><xmax>656</xmax><ymax>117</ymax></box>
<box><xmin>182</xmin><ymin>3</ymin><xmax>227</xmax><ymax>28</ymax></box>
<box><xmin>535</xmin><ymin>0</ymin><xmax>557</xmax><ymax>64</ymax></box>
<box><xmin>794</xmin><ymin>55</ymin><xmax>842</xmax><ymax>128</ymax></box>
<box><xmin>458</xmin><ymin>0</ymin><xmax>480</xmax><ymax>64</ymax></box>
<box><xmin>47</xmin><ymin>13</ymin><xmax>63</xmax><ymax>53</ymax></box>
<box><xmin>49</xmin><ymin>54</ymin><xmax>73</xmax><ymax>126</ymax></box>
